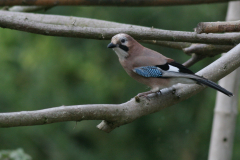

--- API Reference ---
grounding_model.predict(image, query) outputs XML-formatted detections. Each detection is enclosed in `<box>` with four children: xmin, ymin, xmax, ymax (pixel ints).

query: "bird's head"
<box><xmin>107</xmin><ymin>33</ymin><xmax>135</xmax><ymax>60</ymax></box>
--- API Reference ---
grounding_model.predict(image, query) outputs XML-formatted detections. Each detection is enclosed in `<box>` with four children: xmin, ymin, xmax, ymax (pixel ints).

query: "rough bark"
<box><xmin>208</xmin><ymin>2</ymin><xmax>240</xmax><ymax>160</ymax></box>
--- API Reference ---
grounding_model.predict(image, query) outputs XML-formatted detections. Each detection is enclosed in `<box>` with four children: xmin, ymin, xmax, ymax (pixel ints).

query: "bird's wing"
<box><xmin>133</xmin><ymin>66</ymin><xmax>163</xmax><ymax>78</ymax></box>
<box><xmin>133</xmin><ymin>65</ymin><xmax>196</xmax><ymax>79</ymax></box>
<box><xmin>133</xmin><ymin>64</ymin><xmax>233</xmax><ymax>97</ymax></box>
<box><xmin>132</xmin><ymin>55</ymin><xmax>168</xmax><ymax>67</ymax></box>
<box><xmin>133</xmin><ymin>60</ymin><xmax>194</xmax><ymax>78</ymax></box>
<box><xmin>132</xmin><ymin>48</ymin><xmax>193</xmax><ymax>74</ymax></box>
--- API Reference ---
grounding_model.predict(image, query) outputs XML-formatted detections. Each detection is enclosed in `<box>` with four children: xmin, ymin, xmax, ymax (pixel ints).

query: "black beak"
<box><xmin>107</xmin><ymin>43</ymin><xmax>117</xmax><ymax>48</ymax></box>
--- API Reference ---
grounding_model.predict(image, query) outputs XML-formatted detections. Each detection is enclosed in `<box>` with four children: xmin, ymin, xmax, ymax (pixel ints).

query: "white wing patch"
<box><xmin>168</xmin><ymin>65</ymin><xmax>180</xmax><ymax>72</ymax></box>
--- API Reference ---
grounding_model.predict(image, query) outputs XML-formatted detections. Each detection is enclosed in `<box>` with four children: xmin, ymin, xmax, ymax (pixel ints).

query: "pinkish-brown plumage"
<box><xmin>107</xmin><ymin>33</ymin><xmax>233</xmax><ymax>97</ymax></box>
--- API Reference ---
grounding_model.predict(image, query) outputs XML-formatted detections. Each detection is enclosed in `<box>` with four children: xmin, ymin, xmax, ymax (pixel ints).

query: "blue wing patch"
<box><xmin>133</xmin><ymin>66</ymin><xmax>162</xmax><ymax>78</ymax></box>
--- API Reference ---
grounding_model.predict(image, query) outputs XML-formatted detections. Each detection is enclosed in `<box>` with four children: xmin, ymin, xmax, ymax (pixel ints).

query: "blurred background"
<box><xmin>0</xmin><ymin>3</ymin><xmax>239</xmax><ymax>160</ymax></box>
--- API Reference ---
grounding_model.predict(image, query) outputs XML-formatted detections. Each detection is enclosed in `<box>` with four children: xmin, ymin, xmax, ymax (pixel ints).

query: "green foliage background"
<box><xmin>0</xmin><ymin>4</ymin><xmax>240</xmax><ymax>160</ymax></box>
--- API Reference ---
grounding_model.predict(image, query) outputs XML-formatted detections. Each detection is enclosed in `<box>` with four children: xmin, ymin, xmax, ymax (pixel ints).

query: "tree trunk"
<box><xmin>208</xmin><ymin>2</ymin><xmax>240</xmax><ymax>160</ymax></box>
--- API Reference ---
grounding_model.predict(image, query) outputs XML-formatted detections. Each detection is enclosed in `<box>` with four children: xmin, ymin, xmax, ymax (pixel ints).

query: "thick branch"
<box><xmin>0</xmin><ymin>10</ymin><xmax>231</xmax><ymax>56</ymax></box>
<box><xmin>208</xmin><ymin>2</ymin><xmax>240</xmax><ymax>160</ymax></box>
<box><xmin>1</xmin><ymin>11</ymin><xmax>240</xmax><ymax>45</ymax></box>
<box><xmin>196</xmin><ymin>21</ymin><xmax>240</xmax><ymax>33</ymax></box>
<box><xmin>1</xmin><ymin>42</ymin><xmax>240</xmax><ymax>133</ymax></box>
<box><xmin>0</xmin><ymin>10</ymin><xmax>142</xmax><ymax>29</ymax></box>
<box><xmin>0</xmin><ymin>0</ymin><xmax>236</xmax><ymax>6</ymax></box>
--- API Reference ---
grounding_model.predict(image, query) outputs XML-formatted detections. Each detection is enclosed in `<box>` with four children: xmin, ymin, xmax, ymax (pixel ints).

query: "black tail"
<box><xmin>192</xmin><ymin>78</ymin><xmax>233</xmax><ymax>97</ymax></box>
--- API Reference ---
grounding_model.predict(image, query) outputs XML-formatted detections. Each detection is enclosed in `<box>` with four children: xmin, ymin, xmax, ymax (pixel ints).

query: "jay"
<box><xmin>107</xmin><ymin>33</ymin><xmax>233</xmax><ymax>97</ymax></box>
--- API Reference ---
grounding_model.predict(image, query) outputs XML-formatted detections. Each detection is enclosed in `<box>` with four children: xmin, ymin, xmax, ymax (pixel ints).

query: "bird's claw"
<box><xmin>136</xmin><ymin>90</ymin><xmax>162</xmax><ymax>101</ymax></box>
<box><xmin>136</xmin><ymin>92</ymin><xmax>151</xmax><ymax>101</ymax></box>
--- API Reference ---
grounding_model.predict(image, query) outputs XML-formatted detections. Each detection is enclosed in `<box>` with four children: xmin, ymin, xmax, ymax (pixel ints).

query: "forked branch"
<box><xmin>183</xmin><ymin>54</ymin><xmax>206</xmax><ymax>67</ymax></box>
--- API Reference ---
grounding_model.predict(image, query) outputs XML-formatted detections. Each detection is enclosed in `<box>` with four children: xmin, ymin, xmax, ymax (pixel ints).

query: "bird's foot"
<box><xmin>137</xmin><ymin>91</ymin><xmax>153</xmax><ymax>97</ymax></box>
<box><xmin>136</xmin><ymin>91</ymin><xmax>153</xmax><ymax>101</ymax></box>
<box><xmin>136</xmin><ymin>90</ymin><xmax>161</xmax><ymax>101</ymax></box>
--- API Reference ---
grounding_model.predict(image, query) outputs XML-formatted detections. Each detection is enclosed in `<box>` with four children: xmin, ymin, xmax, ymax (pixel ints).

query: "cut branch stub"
<box><xmin>196</xmin><ymin>21</ymin><xmax>240</xmax><ymax>34</ymax></box>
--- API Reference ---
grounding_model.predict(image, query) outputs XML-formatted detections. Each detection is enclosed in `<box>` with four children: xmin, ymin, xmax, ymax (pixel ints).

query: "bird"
<box><xmin>107</xmin><ymin>33</ymin><xmax>233</xmax><ymax>97</ymax></box>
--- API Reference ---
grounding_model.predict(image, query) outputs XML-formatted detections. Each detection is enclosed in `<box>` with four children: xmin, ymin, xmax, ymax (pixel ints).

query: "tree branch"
<box><xmin>196</xmin><ymin>21</ymin><xmax>240</xmax><ymax>33</ymax></box>
<box><xmin>1</xmin><ymin>42</ymin><xmax>240</xmax><ymax>133</ymax></box>
<box><xmin>0</xmin><ymin>0</ymin><xmax>236</xmax><ymax>6</ymax></box>
<box><xmin>1</xmin><ymin>10</ymin><xmax>231</xmax><ymax>57</ymax></box>
<box><xmin>142</xmin><ymin>40</ymin><xmax>192</xmax><ymax>50</ymax></box>
<box><xmin>183</xmin><ymin>43</ymin><xmax>234</xmax><ymax>56</ymax></box>
<box><xmin>183</xmin><ymin>54</ymin><xmax>206</xmax><ymax>67</ymax></box>
<box><xmin>143</xmin><ymin>40</ymin><xmax>233</xmax><ymax>57</ymax></box>
<box><xmin>1</xmin><ymin>11</ymin><xmax>240</xmax><ymax>45</ymax></box>
<box><xmin>208</xmin><ymin>2</ymin><xmax>240</xmax><ymax>159</ymax></box>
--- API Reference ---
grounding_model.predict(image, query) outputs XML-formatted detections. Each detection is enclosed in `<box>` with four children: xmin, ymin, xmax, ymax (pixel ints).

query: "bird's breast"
<box><xmin>120</xmin><ymin>60</ymin><xmax>133</xmax><ymax>75</ymax></box>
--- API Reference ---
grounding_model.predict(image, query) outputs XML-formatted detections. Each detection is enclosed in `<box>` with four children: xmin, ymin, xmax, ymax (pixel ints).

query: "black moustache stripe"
<box><xmin>119</xmin><ymin>44</ymin><xmax>129</xmax><ymax>52</ymax></box>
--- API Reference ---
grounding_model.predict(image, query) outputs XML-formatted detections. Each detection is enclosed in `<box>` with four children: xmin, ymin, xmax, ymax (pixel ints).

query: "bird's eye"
<box><xmin>121</xmin><ymin>39</ymin><xmax>126</xmax><ymax>43</ymax></box>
